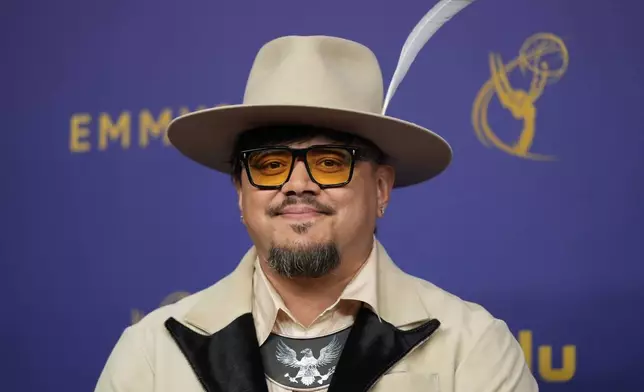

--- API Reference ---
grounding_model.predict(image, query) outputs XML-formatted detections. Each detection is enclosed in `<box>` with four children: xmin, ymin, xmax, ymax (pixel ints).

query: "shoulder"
<box><xmin>410</xmin><ymin>273</ymin><xmax>498</xmax><ymax>330</ymax></box>
<box><xmin>405</xmin><ymin>275</ymin><xmax>537</xmax><ymax>390</ymax></box>
<box><xmin>127</xmin><ymin>284</ymin><xmax>214</xmax><ymax>339</ymax></box>
<box><xmin>404</xmin><ymin>272</ymin><xmax>519</xmax><ymax>364</ymax></box>
<box><xmin>94</xmin><ymin>262</ymin><xmax>252</xmax><ymax>392</ymax></box>
<box><xmin>94</xmin><ymin>287</ymin><xmax>213</xmax><ymax>391</ymax></box>
<box><xmin>113</xmin><ymin>252</ymin><xmax>258</xmax><ymax>358</ymax></box>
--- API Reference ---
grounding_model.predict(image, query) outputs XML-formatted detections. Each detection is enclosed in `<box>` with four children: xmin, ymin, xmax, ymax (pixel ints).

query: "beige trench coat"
<box><xmin>95</xmin><ymin>242</ymin><xmax>538</xmax><ymax>392</ymax></box>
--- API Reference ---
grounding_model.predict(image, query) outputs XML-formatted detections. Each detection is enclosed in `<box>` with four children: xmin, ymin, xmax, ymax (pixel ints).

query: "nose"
<box><xmin>281</xmin><ymin>159</ymin><xmax>320</xmax><ymax>196</ymax></box>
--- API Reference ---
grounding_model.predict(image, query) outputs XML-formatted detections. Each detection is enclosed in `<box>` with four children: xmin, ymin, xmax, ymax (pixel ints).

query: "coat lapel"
<box><xmin>164</xmin><ymin>247</ymin><xmax>267</xmax><ymax>392</ymax></box>
<box><xmin>328</xmin><ymin>242</ymin><xmax>442</xmax><ymax>391</ymax></box>
<box><xmin>164</xmin><ymin>313</ymin><xmax>268</xmax><ymax>392</ymax></box>
<box><xmin>328</xmin><ymin>306</ymin><xmax>440</xmax><ymax>392</ymax></box>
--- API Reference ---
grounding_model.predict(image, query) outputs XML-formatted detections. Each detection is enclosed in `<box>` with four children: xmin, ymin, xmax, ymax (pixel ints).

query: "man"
<box><xmin>95</xmin><ymin>34</ymin><xmax>538</xmax><ymax>392</ymax></box>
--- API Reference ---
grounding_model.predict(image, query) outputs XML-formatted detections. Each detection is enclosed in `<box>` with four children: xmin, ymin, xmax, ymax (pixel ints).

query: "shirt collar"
<box><xmin>251</xmin><ymin>238</ymin><xmax>380</xmax><ymax>345</ymax></box>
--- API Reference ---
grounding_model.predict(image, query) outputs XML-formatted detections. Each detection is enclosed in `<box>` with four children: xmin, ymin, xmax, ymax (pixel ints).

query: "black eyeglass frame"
<box><xmin>239</xmin><ymin>144</ymin><xmax>374</xmax><ymax>190</ymax></box>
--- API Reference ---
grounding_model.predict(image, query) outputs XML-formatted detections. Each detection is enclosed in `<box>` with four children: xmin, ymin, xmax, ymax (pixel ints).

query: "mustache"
<box><xmin>267</xmin><ymin>195</ymin><xmax>335</xmax><ymax>217</ymax></box>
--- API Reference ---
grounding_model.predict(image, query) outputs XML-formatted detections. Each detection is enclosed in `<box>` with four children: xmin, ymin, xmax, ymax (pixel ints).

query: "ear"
<box><xmin>375</xmin><ymin>165</ymin><xmax>395</xmax><ymax>218</ymax></box>
<box><xmin>234</xmin><ymin>178</ymin><xmax>243</xmax><ymax>214</ymax></box>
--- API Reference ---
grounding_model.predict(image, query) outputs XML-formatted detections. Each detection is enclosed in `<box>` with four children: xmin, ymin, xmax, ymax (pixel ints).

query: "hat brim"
<box><xmin>167</xmin><ymin>104</ymin><xmax>452</xmax><ymax>188</ymax></box>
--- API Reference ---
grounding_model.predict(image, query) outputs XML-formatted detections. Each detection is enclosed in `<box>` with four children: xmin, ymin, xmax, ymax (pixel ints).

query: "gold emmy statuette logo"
<box><xmin>472</xmin><ymin>33</ymin><xmax>569</xmax><ymax>160</ymax></box>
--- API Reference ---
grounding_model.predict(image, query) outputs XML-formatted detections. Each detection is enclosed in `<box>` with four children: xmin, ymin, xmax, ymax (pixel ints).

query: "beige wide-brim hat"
<box><xmin>167</xmin><ymin>35</ymin><xmax>452</xmax><ymax>188</ymax></box>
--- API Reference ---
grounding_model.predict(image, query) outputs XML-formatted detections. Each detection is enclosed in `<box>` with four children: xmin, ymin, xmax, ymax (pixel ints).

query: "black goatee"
<box><xmin>267</xmin><ymin>242</ymin><xmax>340</xmax><ymax>278</ymax></box>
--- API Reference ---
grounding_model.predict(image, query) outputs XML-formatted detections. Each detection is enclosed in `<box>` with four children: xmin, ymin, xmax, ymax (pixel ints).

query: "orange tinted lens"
<box><xmin>307</xmin><ymin>147</ymin><xmax>352</xmax><ymax>185</ymax></box>
<box><xmin>247</xmin><ymin>149</ymin><xmax>293</xmax><ymax>186</ymax></box>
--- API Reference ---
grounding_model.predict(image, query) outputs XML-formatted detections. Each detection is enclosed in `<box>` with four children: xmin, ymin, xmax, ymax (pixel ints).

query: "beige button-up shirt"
<box><xmin>252</xmin><ymin>241</ymin><xmax>379</xmax><ymax>391</ymax></box>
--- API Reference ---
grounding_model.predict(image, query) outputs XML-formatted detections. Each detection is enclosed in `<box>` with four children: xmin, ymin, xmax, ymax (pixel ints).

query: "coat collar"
<box><xmin>182</xmin><ymin>239</ymin><xmax>432</xmax><ymax>335</ymax></box>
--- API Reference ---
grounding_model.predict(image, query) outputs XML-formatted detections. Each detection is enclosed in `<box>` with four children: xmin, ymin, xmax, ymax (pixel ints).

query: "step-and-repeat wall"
<box><xmin>3</xmin><ymin>0</ymin><xmax>643</xmax><ymax>391</ymax></box>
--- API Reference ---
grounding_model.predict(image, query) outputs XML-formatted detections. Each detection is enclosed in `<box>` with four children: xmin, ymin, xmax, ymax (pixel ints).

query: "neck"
<box><xmin>260</xmin><ymin>238</ymin><xmax>373</xmax><ymax>326</ymax></box>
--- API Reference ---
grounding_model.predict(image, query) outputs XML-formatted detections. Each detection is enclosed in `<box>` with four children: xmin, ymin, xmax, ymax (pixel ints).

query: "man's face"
<box><xmin>236</xmin><ymin>135</ymin><xmax>394</xmax><ymax>278</ymax></box>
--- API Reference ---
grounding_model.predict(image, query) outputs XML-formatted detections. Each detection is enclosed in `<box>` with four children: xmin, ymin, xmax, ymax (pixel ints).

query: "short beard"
<box><xmin>267</xmin><ymin>242</ymin><xmax>340</xmax><ymax>278</ymax></box>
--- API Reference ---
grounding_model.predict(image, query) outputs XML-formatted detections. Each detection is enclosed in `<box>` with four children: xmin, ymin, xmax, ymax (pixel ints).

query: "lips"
<box><xmin>267</xmin><ymin>198</ymin><xmax>334</xmax><ymax>217</ymax></box>
<box><xmin>278</xmin><ymin>206</ymin><xmax>324</xmax><ymax>216</ymax></box>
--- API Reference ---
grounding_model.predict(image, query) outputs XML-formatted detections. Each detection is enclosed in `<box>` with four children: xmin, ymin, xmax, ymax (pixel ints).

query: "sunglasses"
<box><xmin>240</xmin><ymin>145</ymin><xmax>372</xmax><ymax>189</ymax></box>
